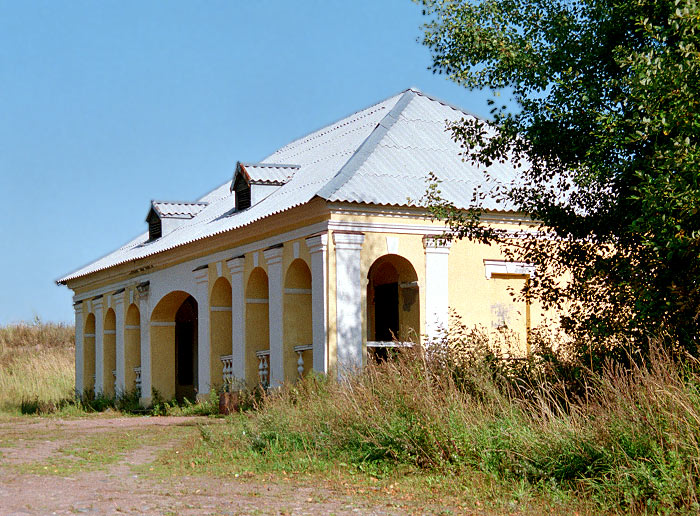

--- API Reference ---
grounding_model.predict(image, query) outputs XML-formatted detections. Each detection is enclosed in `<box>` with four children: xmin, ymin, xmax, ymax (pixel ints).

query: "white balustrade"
<box><xmin>256</xmin><ymin>350</ymin><xmax>270</xmax><ymax>387</ymax></box>
<box><xmin>133</xmin><ymin>367</ymin><xmax>142</xmax><ymax>395</ymax></box>
<box><xmin>293</xmin><ymin>344</ymin><xmax>313</xmax><ymax>378</ymax></box>
<box><xmin>220</xmin><ymin>354</ymin><xmax>233</xmax><ymax>388</ymax></box>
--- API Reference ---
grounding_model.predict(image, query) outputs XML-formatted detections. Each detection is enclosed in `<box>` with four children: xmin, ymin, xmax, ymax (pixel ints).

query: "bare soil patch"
<box><xmin>0</xmin><ymin>417</ymin><xmax>443</xmax><ymax>515</ymax></box>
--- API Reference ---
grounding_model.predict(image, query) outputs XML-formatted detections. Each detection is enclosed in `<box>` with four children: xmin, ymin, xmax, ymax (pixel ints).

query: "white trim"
<box><xmin>216</xmin><ymin>261</ymin><xmax>223</xmax><ymax>278</ymax></box>
<box><xmin>255</xmin><ymin>349</ymin><xmax>270</xmax><ymax>358</ymax></box>
<box><xmin>293</xmin><ymin>241</ymin><xmax>300</xmax><ymax>259</ymax></box>
<box><xmin>306</xmin><ymin>233</ymin><xmax>329</xmax><ymax>374</ymax></box>
<box><xmin>367</xmin><ymin>341</ymin><xmax>413</xmax><ymax>348</ymax></box>
<box><xmin>150</xmin><ymin>321</ymin><xmax>176</xmax><ymax>327</ymax></box>
<box><xmin>293</xmin><ymin>344</ymin><xmax>313</xmax><ymax>353</ymax></box>
<box><xmin>104</xmin><ymin>330</ymin><xmax>116</xmax><ymax>335</ymax></box>
<box><xmin>484</xmin><ymin>260</ymin><xmax>535</xmax><ymax>279</ymax></box>
<box><xmin>84</xmin><ymin>333</ymin><xmax>96</xmax><ymax>338</ymax></box>
<box><xmin>284</xmin><ymin>288</ymin><xmax>311</xmax><ymax>295</ymax></box>
<box><xmin>71</xmin><ymin>220</ymin><xmax>330</xmax><ymax>303</ymax></box>
<box><xmin>253</xmin><ymin>252</ymin><xmax>259</xmax><ymax>268</ymax></box>
<box><xmin>246</xmin><ymin>298</ymin><xmax>269</xmax><ymax>304</ymax></box>
<box><xmin>329</xmin><ymin>203</ymin><xmax>534</xmax><ymax>225</ymax></box>
<box><xmin>210</xmin><ymin>306</ymin><xmax>232</xmax><ymax>311</ymax></box>
<box><xmin>125</xmin><ymin>325</ymin><xmax>140</xmax><ymax>330</ymax></box>
<box><xmin>264</xmin><ymin>246</ymin><xmax>284</xmax><ymax>387</ymax></box>
<box><xmin>386</xmin><ymin>236</ymin><xmax>399</xmax><ymax>254</ymax></box>
<box><xmin>329</xmin><ymin>220</ymin><xmax>444</xmax><ymax>237</ymax></box>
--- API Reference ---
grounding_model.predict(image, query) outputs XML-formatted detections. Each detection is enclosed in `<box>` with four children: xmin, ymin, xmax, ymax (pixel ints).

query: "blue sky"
<box><xmin>0</xmin><ymin>1</ymin><xmax>496</xmax><ymax>325</ymax></box>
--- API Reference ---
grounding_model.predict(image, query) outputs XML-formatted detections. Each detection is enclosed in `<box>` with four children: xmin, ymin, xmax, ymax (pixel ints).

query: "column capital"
<box><xmin>333</xmin><ymin>231</ymin><xmax>365</xmax><ymax>250</ymax></box>
<box><xmin>92</xmin><ymin>296</ymin><xmax>103</xmax><ymax>311</ymax></box>
<box><xmin>226</xmin><ymin>256</ymin><xmax>245</xmax><ymax>275</ymax></box>
<box><xmin>263</xmin><ymin>245</ymin><xmax>284</xmax><ymax>266</ymax></box>
<box><xmin>193</xmin><ymin>265</ymin><xmax>209</xmax><ymax>284</ymax></box>
<box><xmin>136</xmin><ymin>281</ymin><xmax>150</xmax><ymax>301</ymax></box>
<box><xmin>73</xmin><ymin>301</ymin><xmax>84</xmax><ymax>315</ymax></box>
<box><xmin>306</xmin><ymin>233</ymin><xmax>328</xmax><ymax>254</ymax></box>
<box><xmin>112</xmin><ymin>288</ymin><xmax>126</xmax><ymax>307</ymax></box>
<box><xmin>423</xmin><ymin>235</ymin><xmax>453</xmax><ymax>253</ymax></box>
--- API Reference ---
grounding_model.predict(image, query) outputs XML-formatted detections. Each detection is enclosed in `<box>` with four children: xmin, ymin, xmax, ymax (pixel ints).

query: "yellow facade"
<box><xmin>68</xmin><ymin>201</ymin><xmax>550</xmax><ymax>405</ymax></box>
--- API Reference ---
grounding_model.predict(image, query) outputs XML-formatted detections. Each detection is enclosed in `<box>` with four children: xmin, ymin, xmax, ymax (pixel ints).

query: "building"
<box><xmin>58</xmin><ymin>88</ymin><xmax>542</xmax><ymax>406</ymax></box>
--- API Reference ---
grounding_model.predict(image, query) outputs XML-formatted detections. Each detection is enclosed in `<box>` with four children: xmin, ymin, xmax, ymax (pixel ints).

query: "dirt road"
<box><xmin>0</xmin><ymin>416</ymin><xmax>426</xmax><ymax>516</ymax></box>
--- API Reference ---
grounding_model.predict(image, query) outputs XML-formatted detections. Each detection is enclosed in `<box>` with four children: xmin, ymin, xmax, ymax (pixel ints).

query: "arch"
<box><xmin>284</xmin><ymin>259</ymin><xmax>312</xmax><ymax>380</ymax></box>
<box><xmin>245</xmin><ymin>267</ymin><xmax>269</xmax><ymax>387</ymax></box>
<box><xmin>102</xmin><ymin>308</ymin><xmax>117</xmax><ymax>396</ymax></box>
<box><xmin>83</xmin><ymin>313</ymin><xmax>96</xmax><ymax>395</ymax></box>
<box><xmin>124</xmin><ymin>303</ymin><xmax>141</xmax><ymax>393</ymax></box>
<box><xmin>210</xmin><ymin>277</ymin><xmax>232</xmax><ymax>390</ymax></box>
<box><xmin>150</xmin><ymin>291</ymin><xmax>198</xmax><ymax>401</ymax></box>
<box><xmin>367</xmin><ymin>254</ymin><xmax>421</xmax><ymax>360</ymax></box>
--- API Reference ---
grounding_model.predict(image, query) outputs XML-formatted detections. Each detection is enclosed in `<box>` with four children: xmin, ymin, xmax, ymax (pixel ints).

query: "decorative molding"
<box><xmin>332</xmin><ymin>231</ymin><xmax>365</xmax><ymax>250</ymax></box>
<box><xmin>262</xmin><ymin>246</ymin><xmax>284</xmax><ymax>265</ymax></box>
<box><xmin>293</xmin><ymin>241</ymin><xmax>300</xmax><ymax>259</ymax></box>
<box><xmin>125</xmin><ymin>325</ymin><xmax>140</xmax><ymax>330</ymax></box>
<box><xmin>210</xmin><ymin>306</ymin><xmax>233</xmax><ymax>311</ymax></box>
<box><xmin>216</xmin><ymin>261</ymin><xmax>223</xmax><ymax>278</ymax></box>
<box><xmin>104</xmin><ymin>330</ymin><xmax>116</xmax><ymax>335</ymax></box>
<box><xmin>150</xmin><ymin>321</ymin><xmax>176</xmax><ymax>327</ymax></box>
<box><xmin>246</xmin><ymin>298</ymin><xmax>269</xmax><ymax>304</ymax></box>
<box><xmin>484</xmin><ymin>260</ymin><xmax>535</xmax><ymax>279</ymax></box>
<box><xmin>84</xmin><ymin>333</ymin><xmax>96</xmax><ymax>338</ymax></box>
<box><xmin>386</xmin><ymin>236</ymin><xmax>399</xmax><ymax>254</ymax></box>
<box><xmin>226</xmin><ymin>256</ymin><xmax>245</xmax><ymax>275</ymax></box>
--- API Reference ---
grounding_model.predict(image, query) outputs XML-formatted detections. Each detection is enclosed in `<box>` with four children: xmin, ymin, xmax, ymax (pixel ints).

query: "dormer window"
<box><xmin>145</xmin><ymin>201</ymin><xmax>208</xmax><ymax>241</ymax></box>
<box><xmin>146</xmin><ymin>209</ymin><xmax>162</xmax><ymax>241</ymax></box>
<box><xmin>231</xmin><ymin>161</ymin><xmax>299</xmax><ymax>212</ymax></box>
<box><xmin>234</xmin><ymin>173</ymin><xmax>251</xmax><ymax>211</ymax></box>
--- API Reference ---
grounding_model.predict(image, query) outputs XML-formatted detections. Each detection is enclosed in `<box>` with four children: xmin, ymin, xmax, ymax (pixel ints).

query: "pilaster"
<box><xmin>92</xmin><ymin>297</ymin><xmax>104</xmax><ymax>395</ymax></box>
<box><xmin>73</xmin><ymin>301</ymin><xmax>84</xmax><ymax>397</ymax></box>
<box><xmin>193</xmin><ymin>266</ymin><xmax>211</xmax><ymax>400</ymax></box>
<box><xmin>263</xmin><ymin>246</ymin><xmax>284</xmax><ymax>387</ymax></box>
<box><xmin>137</xmin><ymin>282</ymin><xmax>151</xmax><ymax>407</ymax></box>
<box><xmin>332</xmin><ymin>231</ymin><xmax>365</xmax><ymax>378</ymax></box>
<box><xmin>113</xmin><ymin>289</ymin><xmax>126</xmax><ymax>396</ymax></box>
<box><xmin>423</xmin><ymin>236</ymin><xmax>453</xmax><ymax>341</ymax></box>
<box><xmin>226</xmin><ymin>256</ymin><xmax>246</xmax><ymax>383</ymax></box>
<box><xmin>306</xmin><ymin>233</ymin><xmax>329</xmax><ymax>373</ymax></box>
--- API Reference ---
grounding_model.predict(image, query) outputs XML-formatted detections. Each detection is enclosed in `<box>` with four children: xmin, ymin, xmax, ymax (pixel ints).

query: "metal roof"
<box><xmin>58</xmin><ymin>88</ymin><xmax>522</xmax><ymax>284</ymax></box>
<box><xmin>151</xmin><ymin>201</ymin><xmax>208</xmax><ymax>219</ymax></box>
<box><xmin>234</xmin><ymin>162</ymin><xmax>299</xmax><ymax>186</ymax></box>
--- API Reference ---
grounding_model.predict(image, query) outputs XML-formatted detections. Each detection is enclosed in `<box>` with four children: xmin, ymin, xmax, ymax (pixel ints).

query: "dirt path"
<box><xmin>0</xmin><ymin>416</ymin><xmax>428</xmax><ymax>515</ymax></box>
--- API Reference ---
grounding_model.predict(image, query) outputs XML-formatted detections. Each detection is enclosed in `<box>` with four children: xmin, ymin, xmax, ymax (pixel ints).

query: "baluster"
<box><xmin>297</xmin><ymin>350</ymin><xmax>304</xmax><ymax>378</ymax></box>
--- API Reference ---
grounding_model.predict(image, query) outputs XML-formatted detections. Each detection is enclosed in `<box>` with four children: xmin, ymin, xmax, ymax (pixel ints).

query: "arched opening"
<box><xmin>245</xmin><ymin>267</ymin><xmax>269</xmax><ymax>387</ymax></box>
<box><xmin>103</xmin><ymin>308</ymin><xmax>116</xmax><ymax>396</ymax></box>
<box><xmin>367</xmin><ymin>254</ymin><xmax>420</xmax><ymax>361</ymax></box>
<box><xmin>125</xmin><ymin>304</ymin><xmax>141</xmax><ymax>393</ymax></box>
<box><xmin>210</xmin><ymin>277</ymin><xmax>232</xmax><ymax>390</ymax></box>
<box><xmin>150</xmin><ymin>291</ymin><xmax>198</xmax><ymax>401</ymax></box>
<box><xmin>83</xmin><ymin>313</ymin><xmax>96</xmax><ymax>395</ymax></box>
<box><xmin>284</xmin><ymin>259</ymin><xmax>312</xmax><ymax>380</ymax></box>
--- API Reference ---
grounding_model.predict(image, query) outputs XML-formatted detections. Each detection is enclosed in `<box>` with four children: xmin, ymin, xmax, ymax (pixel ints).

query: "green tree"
<box><xmin>418</xmin><ymin>0</ymin><xmax>700</xmax><ymax>356</ymax></box>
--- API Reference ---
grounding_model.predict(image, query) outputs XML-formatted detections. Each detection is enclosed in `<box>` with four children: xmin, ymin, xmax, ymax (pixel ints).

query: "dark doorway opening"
<box><xmin>175</xmin><ymin>296</ymin><xmax>198</xmax><ymax>402</ymax></box>
<box><xmin>374</xmin><ymin>282</ymin><xmax>399</xmax><ymax>342</ymax></box>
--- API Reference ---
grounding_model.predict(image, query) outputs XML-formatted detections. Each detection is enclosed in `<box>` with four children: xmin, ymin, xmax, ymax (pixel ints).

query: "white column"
<box><xmin>194</xmin><ymin>267</ymin><xmax>211</xmax><ymax>400</ymax></box>
<box><xmin>424</xmin><ymin>236</ymin><xmax>453</xmax><ymax>341</ymax></box>
<box><xmin>93</xmin><ymin>297</ymin><xmax>104</xmax><ymax>395</ymax></box>
<box><xmin>226</xmin><ymin>257</ymin><xmax>246</xmax><ymax>383</ymax></box>
<box><xmin>138</xmin><ymin>283</ymin><xmax>151</xmax><ymax>406</ymax></box>
<box><xmin>113</xmin><ymin>290</ymin><xmax>126</xmax><ymax>396</ymax></box>
<box><xmin>333</xmin><ymin>231</ymin><xmax>365</xmax><ymax>378</ymax></box>
<box><xmin>263</xmin><ymin>246</ymin><xmax>284</xmax><ymax>387</ymax></box>
<box><xmin>306</xmin><ymin>233</ymin><xmax>329</xmax><ymax>373</ymax></box>
<box><xmin>74</xmin><ymin>301</ymin><xmax>84</xmax><ymax>397</ymax></box>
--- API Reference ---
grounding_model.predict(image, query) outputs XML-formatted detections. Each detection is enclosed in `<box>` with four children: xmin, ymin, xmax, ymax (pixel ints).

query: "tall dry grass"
<box><xmin>0</xmin><ymin>319</ymin><xmax>75</xmax><ymax>412</ymax></box>
<box><xmin>223</xmin><ymin>330</ymin><xmax>700</xmax><ymax>514</ymax></box>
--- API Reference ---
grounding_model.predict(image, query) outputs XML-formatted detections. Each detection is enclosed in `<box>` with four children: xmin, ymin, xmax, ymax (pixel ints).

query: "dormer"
<box><xmin>231</xmin><ymin>162</ymin><xmax>299</xmax><ymax>211</ymax></box>
<box><xmin>146</xmin><ymin>201</ymin><xmax>208</xmax><ymax>241</ymax></box>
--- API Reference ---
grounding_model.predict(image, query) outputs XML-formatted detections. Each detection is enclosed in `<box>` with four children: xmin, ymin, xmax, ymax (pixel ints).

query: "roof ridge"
<box><xmin>262</xmin><ymin>88</ymin><xmax>412</xmax><ymax>162</ymax></box>
<box><xmin>152</xmin><ymin>200</ymin><xmax>209</xmax><ymax>205</ymax></box>
<box><xmin>315</xmin><ymin>89</ymin><xmax>417</xmax><ymax>200</ymax></box>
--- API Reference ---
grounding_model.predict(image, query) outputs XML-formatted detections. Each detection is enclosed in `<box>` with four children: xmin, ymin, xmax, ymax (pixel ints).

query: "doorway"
<box><xmin>175</xmin><ymin>296</ymin><xmax>198</xmax><ymax>402</ymax></box>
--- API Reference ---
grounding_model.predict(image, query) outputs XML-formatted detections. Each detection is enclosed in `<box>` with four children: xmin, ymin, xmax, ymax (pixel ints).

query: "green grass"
<box><xmin>161</xmin><ymin>340</ymin><xmax>700</xmax><ymax>515</ymax></box>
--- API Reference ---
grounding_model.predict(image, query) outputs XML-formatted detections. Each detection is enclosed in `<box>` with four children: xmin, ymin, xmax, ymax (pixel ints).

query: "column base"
<box><xmin>139</xmin><ymin>396</ymin><xmax>152</xmax><ymax>408</ymax></box>
<box><xmin>195</xmin><ymin>392</ymin><xmax>210</xmax><ymax>404</ymax></box>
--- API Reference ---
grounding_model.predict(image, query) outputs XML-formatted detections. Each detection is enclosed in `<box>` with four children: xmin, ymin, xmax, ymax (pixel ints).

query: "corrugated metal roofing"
<box><xmin>236</xmin><ymin>162</ymin><xmax>299</xmax><ymax>185</ymax></box>
<box><xmin>58</xmin><ymin>88</ymin><xmax>521</xmax><ymax>284</ymax></box>
<box><xmin>152</xmin><ymin>201</ymin><xmax>208</xmax><ymax>219</ymax></box>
